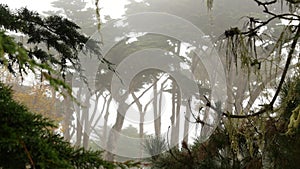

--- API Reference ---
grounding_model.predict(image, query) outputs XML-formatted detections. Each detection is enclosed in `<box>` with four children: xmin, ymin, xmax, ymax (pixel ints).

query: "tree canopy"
<box><xmin>0</xmin><ymin>3</ymin><xmax>114</xmax><ymax>94</ymax></box>
<box><xmin>0</xmin><ymin>3</ymin><xmax>136</xmax><ymax>169</ymax></box>
<box><xmin>1</xmin><ymin>0</ymin><xmax>300</xmax><ymax>168</ymax></box>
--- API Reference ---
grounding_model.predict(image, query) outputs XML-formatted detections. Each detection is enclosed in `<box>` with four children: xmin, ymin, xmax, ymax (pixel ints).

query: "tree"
<box><xmin>0</xmin><ymin>67</ymin><xmax>62</xmax><ymax>121</ymax></box>
<box><xmin>0</xmin><ymin>4</ymin><xmax>113</xmax><ymax>93</ymax></box>
<box><xmin>141</xmin><ymin>0</ymin><xmax>300</xmax><ymax>168</ymax></box>
<box><xmin>0</xmin><ymin>4</ymin><xmax>143</xmax><ymax>169</ymax></box>
<box><xmin>0</xmin><ymin>82</ymin><xmax>116</xmax><ymax>169</ymax></box>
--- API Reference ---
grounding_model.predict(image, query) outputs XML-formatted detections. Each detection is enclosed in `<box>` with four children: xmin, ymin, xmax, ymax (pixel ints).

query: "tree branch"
<box><xmin>269</xmin><ymin>23</ymin><xmax>300</xmax><ymax>106</ymax></box>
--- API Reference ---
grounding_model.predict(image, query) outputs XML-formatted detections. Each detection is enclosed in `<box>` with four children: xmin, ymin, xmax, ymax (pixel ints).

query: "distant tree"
<box><xmin>0</xmin><ymin>68</ymin><xmax>62</xmax><ymax>121</ymax></box>
<box><xmin>46</xmin><ymin>0</ymin><xmax>97</xmax><ymax>35</ymax></box>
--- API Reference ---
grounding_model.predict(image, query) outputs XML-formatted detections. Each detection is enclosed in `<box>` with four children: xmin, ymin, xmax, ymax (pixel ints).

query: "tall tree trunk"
<box><xmin>106</xmin><ymin>94</ymin><xmax>130</xmax><ymax>161</ymax></box>
<box><xmin>170</xmin><ymin>84</ymin><xmax>177</xmax><ymax>146</ymax></box>
<box><xmin>174</xmin><ymin>87</ymin><xmax>181</xmax><ymax>146</ymax></box>
<box><xmin>131</xmin><ymin>92</ymin><xmax>144</xmax><ymax>158</ymax></box>
<box><xmin>153</xmin><ymin>79</ymin><xmax>159</xmax><ymax>136</ymax></box>
<box><xmin>131</xmin><ymin>92</ymin><xmax>143</xmax><ymax>138</ymax></box>
<box><xmin>63</xmin><ymin>94</ymin><xmax>72</xmax><ymax>141</ymax></box>
<box><xmin>103</xmin><ymin>96</ymin><xmax>112</xmax><ymax>149</ymax></box>
<box><xmin>139</xmin><ymin>111</ymin><xmax>145</xmax><ymax>158</ymax></box>
<box><xmin>75</xmin><ymin>115</ymin><xmax>83</xmax><ymax>147</ymax></box>
<box><xmin>62</xmin><ymin>74</ymin><xmax>73</xmax><ymax>141</ymax></box>
<box><xmin>106</xmin><ymin>78</ymin><xmax>161</xmax><ymax>160</ymax></box>
<box><xmin>75</xmin><ymin>87</ymin><xmax>83</xmax><ymax>147</ymax></box>
<box><xmin>183</xmin><ymin>100</ymin><xmax>190</xmax><ymax>143</ymax></box>
<box><xmin>157</xmin><ymin>78</ymin><xmax>169</xmax><ymax>136</ymax></box>
<box><xmin>157</xmin><ymin>86</ymin><xmax>163</xmax><ymax>136</ymax></box>
<box><xmin>82</xmin><ymin>94</ymin><xmax>91</xmax><ymax>149</ymax></box>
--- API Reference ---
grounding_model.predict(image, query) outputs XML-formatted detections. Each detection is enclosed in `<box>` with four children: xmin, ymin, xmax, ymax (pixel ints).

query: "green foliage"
<box><xmin>280</xmin><ymin>75</ymin><xmax>300</xmax><ymax>134</ymax></box>
<box><xmin>147</xmin><ymin>75</ymin><xmax>300</xmax><ymax>169</ymax></box>
<box><xmin>0</xmin><ymin>83</ymin><xmax>142</xmax><ymax>169</ymax></box>
<box><xmin>0</xmin><ymin>82</ymin><xmax>117</xmax><ymax>169</ymax></box>
<box><xmin>0</xmin><ymin>4</ymin><xmax>86</xmax><ymax>75</ymax></box>
<box><xmin>143</xmin><ymin>135</ymin><xmax>167</xmax><ymax>160</ymax></box>
<box><xmin>148</xmin><ymin>116</ymin><xmax>299</xmax><ymax>169</ymax></box>
<box><xmin>0</xmin><ymin>4</ymin><xmax>115</xmax><ymax>93</ymax></box>
<box><xmin>144</xmin><ymin>1</ymin><xmax>300</xmax><ymax>167</ymax></box>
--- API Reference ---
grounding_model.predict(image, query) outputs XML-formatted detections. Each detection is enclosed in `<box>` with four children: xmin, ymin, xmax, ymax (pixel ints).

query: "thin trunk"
<box><xmin>106</xmin><ymin>100</ymin><xmax>130</xmax><ymax>161</ymax></box>
<box><xmin>75</xmin><ymin>88</ymin><xmax>83</xmax><ymax>147</ymax></box>
<box><xmin>174</xmin><ymin>87</ymin><xmax>181</xmax><ymax>146</ymax></box>
<box><xmin>174</xmin><ymin>40</ymin><xmax>181</xmax><ymax>145</ymax></box>
<box><xmin>183</xmin><ymin>101</ymin><xmax>190</xmax><ymax>143</ymax></box>
<box><xmin>91</xmin><ymin>94</ymin><xmax>108</xmax><ymax>133</ymax></box>
<box><xmin>63</xmin><ymin>94</ymin><xmax>72</xmax><ymax>141</ymax></box>
<box><xmin>106</xmin><ymin>77</ymin><xmax>162</xmax><ymax>161</ymax></box>
<box><xmin>103</xmin><ymin>96</ymin><xmax>112</xmax><ymax>149</ymax></box>
<box><xmin>153</xmin><ymin>79</ymin><xmax>159</xmax><ymax>136</ymax></box>
<box><xmin>75</xmin><ymin>115</ymin><xmax>83</xmax><ymax>147</ymax></box>
<box><xmin>131</xmin><ymin>92</ymin><xmax>143</xmax><ymax>138</ymax></box>
<box><xmin>63</xmin><ymin>73</ymin><xmax>73</xmax><ymax>141</ymax></box>
<box><xmin>139</xmin><ymin>112</ymin><xmax>145</xmax><ymax>158</ymax></box>
<box><xmin>157</xmin><ymin>78</ymin><xmax>169</xmax><ymax>135</ymax></box>
<box><xmin>141</xmin><ymin>98</ymin><xmax>155</xmax><ymax>158</ymax></box>
<box><xmin>131</xmin><ymin>92</ymin><xmax>144</xmax><ymax>158</ymax></box>
<box><xmin>157</xmin><ymin>86</ymin><xmax>163</xmax><ymax>136</ymax></box>
<box><xmin>82</xmin><ymin>94</ymin><xmax>91</xmax><ymax>149</ymax></box>
<box><xmin>139</xmin><ymin>115</ymin><xmax>144</xmax><ymax>142</ymax></box>
<box><xmin>170</xmin><ymin>84</ymin><xmax>176</xmax><ymax>146</ymax></box>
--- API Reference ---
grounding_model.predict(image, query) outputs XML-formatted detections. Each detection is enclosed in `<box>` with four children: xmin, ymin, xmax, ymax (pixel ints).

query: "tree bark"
<box><xmin>153</xmin><ymin>78</ymin><xmax>159</xmax><ymax>136</ymax></box>
<box><xmin>183</xmin><ymin>101</ymin><xmax>190</xmax><ymax>143</ymax></box>
<box><xmin>170</xmin><ymin>84</ymin><xmax>177</xmax><ymax>146</ymax></box>
<box><xmin>105</xmin><ymin>93</ymin><xmax>130</xmax><ymax>161</ymax></box>
<box><xmin>63</xmin><ymin>74</ymin><xmax>73</xmax><ymax>141</ymax></box>
<box><xmin>174</xmin><ymin>87</ymin><xmax>181</xmax><ymax>146</ymax></box>
<box><xmin>103</xmin><ymin>96</ymin><xmax>112</xmax><ymax>149</ymax></box>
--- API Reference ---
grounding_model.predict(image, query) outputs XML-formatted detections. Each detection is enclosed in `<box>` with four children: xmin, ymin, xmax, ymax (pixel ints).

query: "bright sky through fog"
<box><xmin>0</xmin><ymin>0</ymin><xmax>129</xmax><ymax>20</ymax></box>
<box><xmin>0</xmin><ymin>0</ymin><xmax>57</xmax><ymax>13</ymax></box>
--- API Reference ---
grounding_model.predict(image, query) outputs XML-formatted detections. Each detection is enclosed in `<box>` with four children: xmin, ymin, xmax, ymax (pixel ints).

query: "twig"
<box><xmin>166</xmin><ymin>126</ymin><xmax>182</xmax><ymax>163</ymax></box>
<box><xmin>185</xmin><ymin>99</ymin><xmax>214</xmax><ymax>127</ymax></box>
<box><xmin>20</xmin><ymin>140</ymin><xmax>35</xmax><ymax>169</ymax></box>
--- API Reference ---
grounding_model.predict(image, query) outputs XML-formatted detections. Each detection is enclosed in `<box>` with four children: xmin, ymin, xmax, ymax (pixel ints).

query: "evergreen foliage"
<box><xmin>0</xmin><ymin>4</ymin><xmax>114</xmax><ymax>94</ymax></box>
<box><xmin>0</xmin><ymin>82</ymin><xmax>116</xmax><ymax>169</ymax></box>
<box><xmin>0</xmin><ymin>4</ymin><xmax>139</xmax><ymax>169</ymax></box>
<box><xmin>1</xmin><ymin>0</ymin><xmax>300</xmax><ymax>168</ymax></box>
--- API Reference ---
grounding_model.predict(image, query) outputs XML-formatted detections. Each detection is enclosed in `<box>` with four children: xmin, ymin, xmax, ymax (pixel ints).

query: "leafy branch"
<box><xmin>0</xmin><ymin>4</ymin><xmax>114</xmax><ymax>95</ymax></box>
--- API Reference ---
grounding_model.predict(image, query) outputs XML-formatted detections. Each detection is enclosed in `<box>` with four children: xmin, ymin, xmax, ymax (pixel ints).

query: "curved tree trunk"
<box><xmin>106</xmin><ymin>77</ymin><xmax>162</xmax><ymax>161</ymax></box>
<box><xmin>105</xmin><ymin>95</ymin><xmax>130</xmax><ymax>161</ymax></box>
